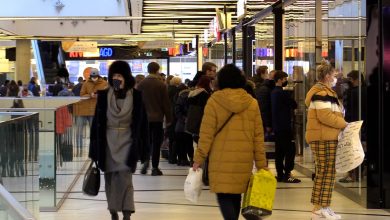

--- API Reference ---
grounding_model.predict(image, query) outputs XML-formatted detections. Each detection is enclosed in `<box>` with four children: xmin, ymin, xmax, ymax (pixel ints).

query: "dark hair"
<box><xmin>196</xmin><ymin>75</ymin><xmax>211</xmax><ymax>92</ymax></box>
<box><xmin>244</xmin><ymin>81</ymin><xmax>256</xmax><ymax>98</ymax></box>
<box><xmin>273</xmin><ymin>70</ymin><xmax>288</xmax><ymax>82</ymax></box>
<box><xmin>147</xmin><ymin>62</ymin><xmax>160</xmax><ymax>74</ymax></box>
<box><xmin>217</xmin><ymin>64</ymin><xmax>246</xmax><ymax>90</ymax></box>
<box><xmin>256</xmin><ymin>65</ymin><xmax>268</xmax><ymax>76</ymax></box>
<box><xmin>202</xmin><ymin>62</ymin><xmax>217</xmax><ymax>73</ymax></box>
<box><xmin>17</xmin><ymin>80</ymin><xmax>23</xmax><ymax>86</ymax></box>
<box><xmin>29</xmin><ymin>77</ymin><xmax>36</xmax><ymax>84</ymax></box>
<box><xmin>347</xmin><ymin>70</ymin><xmax>364</xmax><ymax>81</ymax></box>
<box><xmin>108</xmin><ymin>60</ymin><xmax>135</xmax><ymax>90</ymax></box>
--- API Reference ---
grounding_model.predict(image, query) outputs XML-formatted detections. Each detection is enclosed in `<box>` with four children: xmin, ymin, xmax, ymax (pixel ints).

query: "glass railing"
<box><xmin>0</xmin><ymin>97</ymin><xmax>90</xmax><ymax>211</ymax></box>
<box><xmin>0</xmin><ymin>184</ymin><xmax>35</xmax><ymax>220</ymax></box>
<box><xmin>0</xmin><ymin>112</ymin><xmax>39</xmax><ymax>219</ymax></box>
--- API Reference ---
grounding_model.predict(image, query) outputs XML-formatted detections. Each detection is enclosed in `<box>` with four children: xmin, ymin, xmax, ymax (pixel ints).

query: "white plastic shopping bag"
<box><xmin>336</xmin><ymin>121</ymin><xmax>365</xmax><ymax>173</ymax></box>
<box><xmin>184</xmin><ymin>168</ymin><xmax>203</xmax><ymax>203</ymax></box>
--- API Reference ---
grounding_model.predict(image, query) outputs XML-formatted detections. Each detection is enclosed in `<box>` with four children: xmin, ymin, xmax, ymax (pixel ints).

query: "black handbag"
<box><xmin>202</xmin><ymin>113</ymin><xmax>235</xmax><ymax>186</ymax></box>
<box><xmin>82</xmin><ymin>161</ymin><xmax>100</xmax><ymax>196</ymax></box>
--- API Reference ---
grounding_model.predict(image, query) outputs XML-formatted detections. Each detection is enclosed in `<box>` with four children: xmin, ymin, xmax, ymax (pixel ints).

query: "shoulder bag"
<box><xmin>202</xmin><ymin>113</ymin><xmax>235</xmax><ymax>186</ymax></box>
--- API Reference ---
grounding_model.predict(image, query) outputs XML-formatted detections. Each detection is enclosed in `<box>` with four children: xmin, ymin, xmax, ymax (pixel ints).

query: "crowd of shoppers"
<box><xmin>1</xmin><ymin>58</ymin><xmax>365</xmax><ymax>220</ymax></box>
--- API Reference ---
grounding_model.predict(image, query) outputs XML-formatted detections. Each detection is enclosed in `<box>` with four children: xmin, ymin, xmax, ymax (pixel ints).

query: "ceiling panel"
<box><xmin>141</xmin><ymin>0</ymin><xmax>275</xmax><ymax>42</ymax></box>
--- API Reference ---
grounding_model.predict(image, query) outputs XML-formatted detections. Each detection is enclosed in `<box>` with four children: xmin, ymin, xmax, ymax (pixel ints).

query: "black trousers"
<box><xmin>275</xmin><ymin>130</ymin><xmax>296</xmax><ymax>178</ymax></box>
<box><xmin>175</xmin><ymin>132</ymin><xmax>194</xmax><ymax>162</ymax></box>
<box><xmin>166</xmin><ymin>124</ymin><xmax>177</xmax><ymax>162</ymax></box>
<box><xmin>216</xmin><ymin>193</ymin><xmax>242</xmax><ymax>220</ymax></box>
<box><xmin>148</xmin><ymin>122</ymin><xmax>164</xmax><ymax>169</ymax></box>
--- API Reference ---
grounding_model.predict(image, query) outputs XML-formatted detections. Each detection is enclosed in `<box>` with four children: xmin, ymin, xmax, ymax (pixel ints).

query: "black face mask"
<box><xmin>282</xmin><ymin>81</ymin><xmax>288</xmax><ymax>87</ymax></box>
<box><xmin>112</xmin><ymin>79</ymin><xmax>122</xmax><ymax>91</ymax></box>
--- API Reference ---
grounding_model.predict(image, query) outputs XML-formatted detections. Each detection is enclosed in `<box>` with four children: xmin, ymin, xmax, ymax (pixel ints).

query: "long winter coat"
<box><xmin>305</xmin><ymin>82</ymin><xmax>347</xmax><ymax>143</ymax></box>
<box><xmin>193</xmin><ymin>88</ymin><xmax>267</xmax><ymax>194</ymax></box>
<box><xmin>88</xmin><ymin>88</ymin><xmax>149</xmax><ymax>173</ymax></box>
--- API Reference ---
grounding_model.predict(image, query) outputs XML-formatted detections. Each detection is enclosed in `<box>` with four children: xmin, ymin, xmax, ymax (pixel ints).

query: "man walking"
<box><xmin>137</xmin><ymin>62</ymin><xmax>172</xmax><ymax>176</ymax></box>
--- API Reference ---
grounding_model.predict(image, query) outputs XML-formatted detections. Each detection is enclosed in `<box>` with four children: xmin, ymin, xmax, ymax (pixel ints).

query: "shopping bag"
<box><xmin>82</xmin><ymin>161</ymin><xmax>100</xmax><ymax>196</ymax></box>
<box><xmin>241</xmin><ymin>169</ymin><xmax>277</xmax><ymax>219</ymax></box>
<box><xmin>336</xmin><ymin>121</ymin><xmax>364</xmax><ymax>173</ymax></box>
<box><xmin>184</xmin><ymin>168</ymin><xmax>203</xmax><ymax>203</ymax></box>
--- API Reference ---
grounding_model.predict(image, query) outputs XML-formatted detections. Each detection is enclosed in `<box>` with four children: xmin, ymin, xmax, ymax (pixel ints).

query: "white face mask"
<box><xmin>331</xmin><ymin>77</ymin><xmax>337</xmax><ymax>87</ymax></box>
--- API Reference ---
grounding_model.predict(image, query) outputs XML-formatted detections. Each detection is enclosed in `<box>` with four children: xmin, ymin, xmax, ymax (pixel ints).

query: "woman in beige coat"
<box><xmin>192</xmin><ymin>64</ymin><xmax>267</xmax><ymax>220</ymax></box>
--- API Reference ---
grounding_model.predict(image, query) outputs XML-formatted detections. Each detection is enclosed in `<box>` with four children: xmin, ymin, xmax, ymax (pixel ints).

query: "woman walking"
<box><xmin>89</xmin><ymin>60</ymin><xmax>149</xmax><ymax>220</ymax></box>
<box><xmin>305</xmin><ymin>60</ymin><xmax>347</xmax><ymax>220</ymax></box>
<box><xmin>192</xmin><ymin>64</ymin><xmax>267</xmax><ymax>220</ymax></box>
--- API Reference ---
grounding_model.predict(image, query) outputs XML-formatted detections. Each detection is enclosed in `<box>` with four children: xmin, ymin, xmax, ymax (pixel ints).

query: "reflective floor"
<box><xmin>41</xmin><ymin>160</ymin><xmax>390</xmax><ymax>220</ymax></box>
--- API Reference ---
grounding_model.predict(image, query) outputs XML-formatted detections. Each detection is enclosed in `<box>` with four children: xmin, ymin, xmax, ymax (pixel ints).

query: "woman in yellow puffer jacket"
<box><xmin>305</xmin><ymin>60</ymin><xmax>347</xmax><ymax>220</ymax></box>
<box><xmin>192</xmin><ymin>64</ymin><xmax>267</xmax><ymax>220</ymax></box>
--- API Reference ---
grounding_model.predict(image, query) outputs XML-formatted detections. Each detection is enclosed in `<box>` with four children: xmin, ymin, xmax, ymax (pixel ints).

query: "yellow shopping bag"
<box><xmin>241</xmin><ymin>169</ymin><xmax>277</xmax><ymax>219</ymax></box>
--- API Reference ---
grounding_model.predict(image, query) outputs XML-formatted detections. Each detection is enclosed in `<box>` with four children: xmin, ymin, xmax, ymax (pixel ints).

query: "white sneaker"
<box><xmin>324</xmin><ymin>207</ymin><xmax>341</xmax><ymax>219</ymax></box>
<box><xmin>311</xmin><ymin>207</ymin><xmax>341</xmax><ymax>220</ymax></box>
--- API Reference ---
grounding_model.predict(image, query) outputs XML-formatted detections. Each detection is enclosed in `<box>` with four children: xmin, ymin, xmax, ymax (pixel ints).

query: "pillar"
<box><xmin>273</xmin><ymin>4</ymin><xmax>284</xmax><ymax>71</ymax></box>
<box><xmin>15</xmin><ymin>40</ymin><xmax>31</xmax><ymax>84</ymax></box>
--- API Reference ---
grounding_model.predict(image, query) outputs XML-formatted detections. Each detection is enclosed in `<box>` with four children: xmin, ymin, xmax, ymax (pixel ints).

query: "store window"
<box><xmin>284</xmin><ymin>0</ymin><xmax>367</xmax><ymax>205</ymax></box>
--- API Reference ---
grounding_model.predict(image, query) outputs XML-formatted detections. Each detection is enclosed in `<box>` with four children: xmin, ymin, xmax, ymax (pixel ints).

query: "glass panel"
<box><xmin>204</xmin><ymin>43</ymin><xmax>225</xmax><ymax>69</ymax></box>
<box><xmin>286</xmin><ymin>0</ymin><xmax>367</xmax><ymax>205</ymax></box>
<box><xmin>235</xmin><ymin>31</ymin><xmax>243</xmax><ymax>69</ymax></box>
<box><xmin>0</xmin><ymin>97</ymin><xmax>89</xmax><ymax>210</ymax></box>
<box><xmin>0</xmin><ymin>112</ymin><xmax>40</xmax><ymax>219</ymax></box>
<box><xmin>55</xmin><ymin>103</ymin><xmax>89</xmax><ymax>206</ymax></box>
<box><xmin>254</xmin><ymin>14</ymin><xmax>275</xmax><ymax>71</ymax></box>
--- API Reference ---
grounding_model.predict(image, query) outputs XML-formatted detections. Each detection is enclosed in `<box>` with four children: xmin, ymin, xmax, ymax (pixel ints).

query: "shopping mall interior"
<box><xmin>0</xmin><ymin>0</ymin><xmax>389</xmax><ymax>219</ymax></box>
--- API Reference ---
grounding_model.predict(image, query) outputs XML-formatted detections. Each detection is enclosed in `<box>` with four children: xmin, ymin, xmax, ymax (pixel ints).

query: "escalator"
<box><xmin>35</xmin><ymin>41</ymin><xmax>62</xmax><ymax>84</ymax></box>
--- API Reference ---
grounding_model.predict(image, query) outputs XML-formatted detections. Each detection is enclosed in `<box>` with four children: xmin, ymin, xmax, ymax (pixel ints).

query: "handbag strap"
<box><xmin>215</xmin><ymin>113</ymin><xmax>234</xmax><ymax>136</ymax></box>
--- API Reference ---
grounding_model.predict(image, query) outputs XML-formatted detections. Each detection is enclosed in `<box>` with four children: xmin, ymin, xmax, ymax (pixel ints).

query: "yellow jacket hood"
<box><xmin>211</xmin><ymin>88</ymin><xmax>253</xmax><ymax>113</ymax></box>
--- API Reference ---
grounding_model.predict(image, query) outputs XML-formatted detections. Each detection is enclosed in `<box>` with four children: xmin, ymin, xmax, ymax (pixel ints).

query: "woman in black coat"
<box><xmin>89</xmin><ymin>61</ymin><xmax>149</xmax><ymax>220</ymax></box>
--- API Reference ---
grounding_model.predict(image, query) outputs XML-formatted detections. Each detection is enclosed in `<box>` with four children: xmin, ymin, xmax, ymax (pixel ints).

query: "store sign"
<box><xmin>138</xmin><ymin>40</ymin><xmax>175</xmax><ymax>49</ymax></box>
<box><xmin>68</xmin><ymin>47</ymin><xmax>114</xmax><ymax>58</ymax></box>
<box><xmin>100</xmin><ymin>48</ymin><xmax>113</xmax><ymax>57</ymax></box>
<box><xmin>62</xmin><ymin>41</ymin><xmax>98</xmax><ymax>52</ymax></box>
<box><xmin>256</xmin><ymin>48</ymin><xmax>273</xmax><ymax>57</ymax></box>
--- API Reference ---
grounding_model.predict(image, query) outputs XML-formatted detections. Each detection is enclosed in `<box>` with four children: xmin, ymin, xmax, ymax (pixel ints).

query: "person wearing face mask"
<box><xmin>89</xmin><ymin>61</ymin><xmax>149</xmax><ymax>220</ymax></box>
<box><xmin>79</xmin><ymin>68</ymin><xmax>108</xmax><ymax>125</ymax></box>
<box><xmin>271</xmin><ymin>70</ymin><xmax>300</xmax><ymax>183</ymax></box>
<box><xmin>305</xmin><ymin>60</ymin><xmax>347</xmax><ymax>220</ymax></box>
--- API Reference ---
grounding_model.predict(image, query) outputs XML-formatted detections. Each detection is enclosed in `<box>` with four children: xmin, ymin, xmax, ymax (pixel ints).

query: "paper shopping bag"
<box><xmin>241</xmin><ymin>169</ymin><xmax>277</xmax><ymax>219</ymax></box>
<box><xmin>336</xmin><ymin>121</ymin><xmax>365</xmax><ymax>173</ymax></box>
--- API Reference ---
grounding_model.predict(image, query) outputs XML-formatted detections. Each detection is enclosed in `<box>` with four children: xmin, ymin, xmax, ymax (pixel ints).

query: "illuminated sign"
<box><xmin>256</xmin><ymin>48</ymin><xmax>274</xmax><ymax>57</ymax></box>
<box><xmin>100</xmin><ymin>48</ymin><xmax>113</xmax><ymax>57</ymax></box>
<box><xmin>68</xmin><ymin>47</ymin><xmax>114</xmax><ymax>58</ymax></box>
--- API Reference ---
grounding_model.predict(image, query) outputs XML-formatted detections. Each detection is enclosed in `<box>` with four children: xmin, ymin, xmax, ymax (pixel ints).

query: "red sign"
<box><xmin>69</xmin><ymin>52</ymin><xmax>84</xmax><ymax>58</ymax></box>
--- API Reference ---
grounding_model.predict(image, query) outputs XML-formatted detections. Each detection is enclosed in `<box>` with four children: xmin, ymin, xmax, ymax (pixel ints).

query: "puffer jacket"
<box><xmin>305</xmin><ymin>82</ymin><xmax>347</xmax><ymax>143</ymax></box>
<box><xmin>77</xmin><ymin>78</ymin><xmax>108</xmax><ymax>116</ymax></box>
<box><xmin>193</xmin><ymin>88</ymin><xmax>267</xmax><ymax>194</ymax></box>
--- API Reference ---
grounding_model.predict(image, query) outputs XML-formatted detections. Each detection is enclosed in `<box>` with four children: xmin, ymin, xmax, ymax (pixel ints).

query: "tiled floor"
<box><xmin>41</xmin><ymin>160</ymin><xmax>390</xmax><ymax>220</ymax></box>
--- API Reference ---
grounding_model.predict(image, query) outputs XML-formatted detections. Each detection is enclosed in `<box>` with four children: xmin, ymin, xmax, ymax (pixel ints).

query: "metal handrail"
<box><xmin>0</xmin><ymin>184</ymin><xmax>35</xmax><ymax>220</ymax></box>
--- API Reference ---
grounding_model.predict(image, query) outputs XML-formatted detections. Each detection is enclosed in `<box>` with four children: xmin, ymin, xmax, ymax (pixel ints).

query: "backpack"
<box><xmin>185</xmin><ymin>104</ymin><xmax>203</xmax><ymax>135</ymax></box>
<box><xmin>185</xmin><ymin>92</ymin><xmax>207</xmax><ymax>135</ymax></box>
